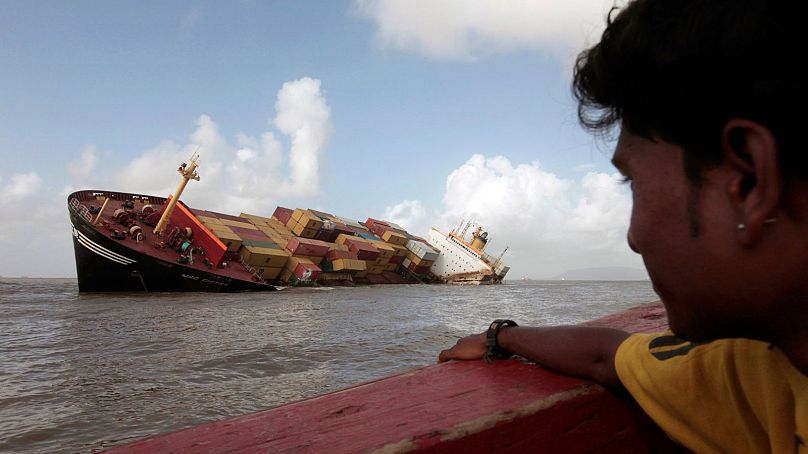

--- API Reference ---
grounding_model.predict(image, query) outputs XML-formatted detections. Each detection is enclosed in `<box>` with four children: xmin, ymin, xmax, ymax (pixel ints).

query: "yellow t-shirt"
<box><xmin>616</xmin><ymin>332</ymin><xmax>807</xmax><ymax>453</ymax></box>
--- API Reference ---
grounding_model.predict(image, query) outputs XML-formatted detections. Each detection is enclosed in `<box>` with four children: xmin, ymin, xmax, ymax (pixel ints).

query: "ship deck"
<box><xmin>71</xmin><ymin>190</ymin><xmax>259</xmax><ymax>283</ymax></box>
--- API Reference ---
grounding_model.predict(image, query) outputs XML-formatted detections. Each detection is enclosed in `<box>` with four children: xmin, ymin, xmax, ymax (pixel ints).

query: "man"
<box><xmin>438</xmin><ymin>0</ymin><xmax>807</xmax><ymax>452</ymax></box>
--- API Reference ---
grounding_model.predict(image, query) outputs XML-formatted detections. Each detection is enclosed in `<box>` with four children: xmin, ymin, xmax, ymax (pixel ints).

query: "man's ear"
<box><xmin>722</xmin><ymin>119</ymin><xmax>781</xmax><ymax>246</ymax></box>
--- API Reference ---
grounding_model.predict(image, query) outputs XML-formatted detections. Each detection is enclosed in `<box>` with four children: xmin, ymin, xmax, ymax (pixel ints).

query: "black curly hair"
<box><xmin>573</xmin><ymin>0</ymin><xmax>806</xmax><ymax>183</ymax></box>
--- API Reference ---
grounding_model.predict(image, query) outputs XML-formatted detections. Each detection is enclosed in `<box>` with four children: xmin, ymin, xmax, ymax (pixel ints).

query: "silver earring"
<box><xmin>738</xmin><ymin>218</ymin><xmax>776</xmax><ymax>230</ymax></box>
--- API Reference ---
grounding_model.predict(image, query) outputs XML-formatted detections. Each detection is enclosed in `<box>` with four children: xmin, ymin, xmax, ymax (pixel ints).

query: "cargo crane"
<box><xmin>154</xmin><ymin>154</ymin><xmax>200</xmax><ymax>236</ymax></box>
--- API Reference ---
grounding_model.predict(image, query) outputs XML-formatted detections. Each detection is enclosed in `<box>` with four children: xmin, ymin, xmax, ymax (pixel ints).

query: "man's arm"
<box><xmin>438</xmin><ymin>326</ymin><xmax>630</xmax><ymax>388</ymax></box>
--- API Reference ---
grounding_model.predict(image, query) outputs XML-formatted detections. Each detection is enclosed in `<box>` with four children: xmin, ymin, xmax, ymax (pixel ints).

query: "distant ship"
<box><xmin>68</xmin><ymin>156</ymin><xmax>509</xmax><ymax>292</ymax></box>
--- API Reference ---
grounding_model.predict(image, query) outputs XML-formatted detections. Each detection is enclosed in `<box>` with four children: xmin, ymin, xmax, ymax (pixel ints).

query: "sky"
<box><xmin>0</xmin><ymin>0</ymin><xmax>647</xmax><ymax>279</ymax></box>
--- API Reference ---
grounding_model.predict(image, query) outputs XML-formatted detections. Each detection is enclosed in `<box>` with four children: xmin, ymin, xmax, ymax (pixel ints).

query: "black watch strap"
<box><xmin>484</xmin><ymin>319</ymin><xmax>518</xmax><ymax>362</ymax></box>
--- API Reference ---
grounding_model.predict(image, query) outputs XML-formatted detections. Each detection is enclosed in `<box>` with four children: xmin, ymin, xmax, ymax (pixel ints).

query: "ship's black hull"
<box><xmin>69</xmin><ymin>207</ymin><xmax>276</xmax><ymax>293</ymax></box>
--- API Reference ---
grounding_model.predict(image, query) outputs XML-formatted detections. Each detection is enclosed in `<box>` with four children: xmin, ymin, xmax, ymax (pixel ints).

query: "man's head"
<box><xmin>574</xmin><ymin>0</ymin><xmax>808</xmax><ymax>342</ymax></box>
<box><xmin>575</xmin><ymin>0</ymin><xmax>806</xmax><ymax>184</ymax></box>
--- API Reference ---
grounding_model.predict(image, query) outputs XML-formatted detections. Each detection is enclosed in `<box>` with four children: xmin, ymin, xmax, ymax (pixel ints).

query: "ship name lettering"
<box><xmin>201</xmin><ymin>278</ymin><xmax>226</xmax><ymax>286</ymax></box>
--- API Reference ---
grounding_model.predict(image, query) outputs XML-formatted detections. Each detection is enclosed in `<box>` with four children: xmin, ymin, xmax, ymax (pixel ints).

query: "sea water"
<box><xmin>0</xmin><ymin>278</ymin><xmax>657</xmax><ymax>453</ymax></box>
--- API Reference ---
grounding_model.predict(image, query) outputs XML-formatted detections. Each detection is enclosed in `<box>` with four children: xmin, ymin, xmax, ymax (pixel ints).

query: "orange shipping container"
<box><xmin>215</xmin><ymin>230</ymin><xmax>243</xmax><ymax>252</ymax></box>
<box><xmin>239</xmin><ymin>213</ymin><xmax>272</xmax><ymax>226</ymax></box>
<box><xmin>220</xmin><ymin>219</ymin><xmax>259</xmax><ymax>230</ymax></box>
<box><xmin>332</xmin><ymin>259</ymin><xmax>367</xmax><ymax>272</ymax></box>
<box><xmin>382</xmin><ymin>230</ymin><xmax>408</xmax><ymax>246</ymax></box>
<box><xmin>284</xmin><ymin>256</ymin><xmax>314</xmax><ymax>270</ymax></box>
<box><xmin>369</xmin><ymin>241</ymin><xmax>395</xmax><ymax>259</ymax></box>
<box><xmin>240</xmin><ymin>246</ymin><xmax>291</xmax><ymax>268</ymax></box>
<box><xmin>258</xmin><ymin>267</ymin><xmax>283</xmax><ymax>279</ymax></box>
<box><xmin>295</xmin><ymin>255</ymin><xmax>324</xmax><ymax>265</ymax></box>
<box><xmin>298</xmin><ymin>212</ymin><xmax>324</xmax><ymax>230</ymax></box>
<box><xmin>198</xmin><ymin>215</ymin><xmax>223</xmax><ymax>225</ymax></box>
<box><xmin>206</xmin><ymin>223</ymin><xmax>234</xmax><ymax>234</ymax></box>
<box><xmin>299</xmin><ymin>227</ymin><xmax>319</xmax><ymax>239</ymax></box>
<box><xmin>329</xmin><ymin>243</ymin><xmax>349</xmax><ymax>252</ymax></box>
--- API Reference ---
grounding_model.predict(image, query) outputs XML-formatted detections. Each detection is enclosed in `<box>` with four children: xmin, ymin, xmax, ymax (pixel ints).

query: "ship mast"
<box><xmin>459</xmin><ymin>220</ymin><xmax>473</xmax><ymax>240</ymax></box>
<box><xmin>493</xmin><ymin>246</ymin><xmax>509</xmax><ymax>268</ymax></box>
<box><xmin>153</xmin><ymin>154</ymin><xmax>200</xmax><ymax>236</ymax></box>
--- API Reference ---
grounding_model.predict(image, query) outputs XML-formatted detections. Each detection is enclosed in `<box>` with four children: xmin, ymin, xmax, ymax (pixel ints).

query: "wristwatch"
<box><xmin>484</xmin><ymin>319</ymin><xmax>518</xmax><ymax>362</ymax></box>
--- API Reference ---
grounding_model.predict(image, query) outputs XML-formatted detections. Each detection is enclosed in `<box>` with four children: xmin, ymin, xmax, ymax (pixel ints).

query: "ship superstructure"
<box><xmin>428</xmin><ymin>221</ymin><xmax>509</xmax><ymax>285</ymax></box>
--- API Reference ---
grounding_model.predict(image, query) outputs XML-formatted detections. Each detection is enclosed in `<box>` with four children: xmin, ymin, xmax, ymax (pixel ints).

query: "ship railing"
<box><xmin>69</xmin><ymin>198</ymin><xmax>93</xmax><ymax>223</ymax></box>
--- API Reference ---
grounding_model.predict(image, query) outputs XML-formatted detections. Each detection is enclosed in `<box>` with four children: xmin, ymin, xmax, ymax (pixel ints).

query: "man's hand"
<box><xmin>436</xmin><ymin>325</ymin><xmax>629</xmax><ymax>388</ymax></box>
<box><xmin>438</xmin><ymin>332</ymin><xmax>487</xmax><ymax>362</ymax></box>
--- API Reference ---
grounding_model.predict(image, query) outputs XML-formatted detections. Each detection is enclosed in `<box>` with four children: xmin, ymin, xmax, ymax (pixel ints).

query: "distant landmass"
<box><xmin>551</xmin><ymin>267</ymin><xmax>650</xmax><ymax>281</ymax></box>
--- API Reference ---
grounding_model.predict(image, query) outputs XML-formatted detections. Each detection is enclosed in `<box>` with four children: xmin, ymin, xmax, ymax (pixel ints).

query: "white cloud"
<box><xmin>275</xmin><ymin>77</ymin><xmax>334</xmax><ymax>198</ymax></box>
<box><xmin>67</xmin><ymin>145</ymin><xmax>99</xmax><ymax>180</ymax></box>
<box><xmin>384</xmin><ymin>199</ymin><xmax>427</xmax><ymax>233</ymax></box>
<box><xmin>355</xmin><ymin>0</ymin><xmax>616</xmax><ymax>61</ymax></box>
<box><xmin>389</xmin><ymin>154</ymin><xmax>643</xmax><ymax>278</ymax></box>
<box><xmin>64</xmin><ymin>77</ymin><xmax>332</xmax><ymax>215</ymax></box>
<box><xmin>0</xmin><ymin>173</ymin><xmax>73</xmax><ymax>277</ymax></box>
<box><xmin>0</xmin><ymin>172</ymin><xmax>43</xmax><ymax>201</ymax></box>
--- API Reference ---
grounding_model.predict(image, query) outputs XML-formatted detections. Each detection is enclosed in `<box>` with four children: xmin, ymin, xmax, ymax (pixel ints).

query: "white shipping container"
<box><xmin>405</xmin><ymin>240</ymin><xmax>440</xmax><ymax>261</ymax></box>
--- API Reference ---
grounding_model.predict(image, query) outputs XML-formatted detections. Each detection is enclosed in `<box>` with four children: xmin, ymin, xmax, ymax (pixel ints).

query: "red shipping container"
<box><xmin>206</xmin><ymin>211</ymin><xmax>244</xmax><ymax>223</ymax></box>
<box><xmin>331</xmin><ymin>223</ymin><xmax>353</xmax><ymax>239</ymax></box>
<box><xmin>230</xmin><ymin>226</ymin><xmax>269</xmax><ymax>238</ymax></box>
<box><xmin>344</xmin><ymin>239</ymin><xmax>379</xmax><ymax>261</ymax></box>
<box><xmin>368</xmin><ymin>224</ymin><xmax>390</xmax><ymax>238</ymax></box>
<box><xmin>286</xmin><ymin>237</ymin><xmax>330</xmax><ymax>257</ymax></box>
<box><xmin>273</xmin><ymin>206</ymin><xmax>294</xmax><ymax>224</ymax></box>
<box><xmin>314</xmin><ymin>229</ymin><xmax>339</xmax><ymax>243</ymax></box>
<box><xmin>407</xmin><ymin>261</ymin><xmax>431</xmax><ymax>274</ymax></box>
<box><xmin>388</xmin><ymin>255</ymin><xmax>403</xmax><ymax>265</ymax></box>
<box><xmin>365</xmin><ymin>218</ymin><xmax>390</xmax><ymax>229</ymax></box>
<box><xmin>190</xmin><ymin>208</ymin><xmax>212</xmax><ymax>217</ymax></box>
<box><xmin>365</xmin><ymin>217</ymin><xmax>409</xmax><ymax>237</ymax></box>
<box><xmin>293</xmin><ymin>263</ymin><xmax>321</xmax><ymax>281</ymax></box>
<box><xmin>326</xmin><ymin>249</ymin><xmax>358</xmax><ymax>261</ymax></box>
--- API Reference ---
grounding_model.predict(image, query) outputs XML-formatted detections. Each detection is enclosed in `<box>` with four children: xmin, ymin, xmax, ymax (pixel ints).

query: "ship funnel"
<box><xmin>471</xmin><ymin>226</ymin><xmax>489</xmax><ymax>251</ymax></box>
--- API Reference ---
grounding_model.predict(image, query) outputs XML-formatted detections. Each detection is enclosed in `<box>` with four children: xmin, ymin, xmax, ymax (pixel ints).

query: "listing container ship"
<box><xmin>428</xmin><ymin>221</ymin><xmax>510</xmax><ymax>285</ymax></box>
<box><xmin>67</xmin><ymin>156</ymin><xmax>509</xmax><ymax>292</ymax></box>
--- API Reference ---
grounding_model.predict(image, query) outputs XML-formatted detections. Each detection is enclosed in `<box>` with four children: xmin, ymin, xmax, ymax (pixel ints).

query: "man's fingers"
<box><xmin>438</xmin><ymin>348</ymin><xmax>453</xmax><ymax>363</ymax></box>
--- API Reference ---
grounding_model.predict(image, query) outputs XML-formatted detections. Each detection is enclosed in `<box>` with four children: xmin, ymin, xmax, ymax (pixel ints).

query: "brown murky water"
<box><xmin>0</xmin><ymin>279</ymin><xmax>656</xmax><ymax>453</ymax></box>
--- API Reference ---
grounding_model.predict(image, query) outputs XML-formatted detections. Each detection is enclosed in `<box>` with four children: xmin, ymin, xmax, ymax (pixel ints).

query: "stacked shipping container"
<box><xmin>192</xmin><ymin>205</ymin><xmax>442</xmax><ymax>286</ymax></box>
